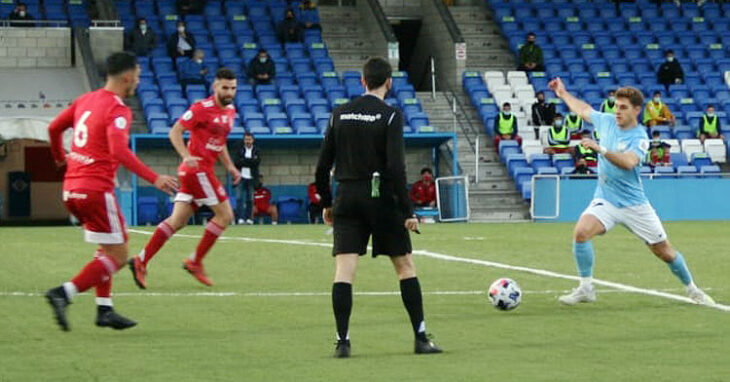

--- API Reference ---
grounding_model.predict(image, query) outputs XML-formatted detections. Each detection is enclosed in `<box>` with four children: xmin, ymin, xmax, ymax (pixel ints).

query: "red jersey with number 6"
<box><xmin>177</xmin><ymin>96</ymin><xmax>236</xmax><ymax>172</ymax></box>
<box><xmin>48</xmin><ymin>88</ymin><xmax>158</xmax><ymax>192</ymax></box>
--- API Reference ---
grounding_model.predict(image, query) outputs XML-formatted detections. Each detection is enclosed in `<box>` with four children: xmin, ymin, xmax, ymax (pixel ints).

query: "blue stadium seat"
<box><xmin>653</xmin><ymin>166</ymin><xmax>676</xmax><ymax>178</ymax></box>
<box><xmin>530</xmin><ymin>154</ymin><xmax>552</xmax><ymax>172</ymax></box>
<box><xmin>137</xmin><ymin>197</ymin><xmax>160</xmax><ymax>225</ymax></box>
<box><xmin>700</xmin><ymin>165</ymin><xmax>721</xmax><ymax>178</ymax></box>
<box><xmin>513</xmin><ymin>167</ymin><xmax>535</xmax><ymax>185</ymax></box>
<box><xmin>506</xmin><ymin>154</ymin><xmax>529</xmax><ymax>176</ymax></box>
<box><xmin>552</xmin><ymin>154</ymin><xmax>574</xmax><ymax>172</ymax></box>
<box><xmin>692</xmin><ymin>153</ymin><xmax>713</xmax><ymax>168</ymax></box>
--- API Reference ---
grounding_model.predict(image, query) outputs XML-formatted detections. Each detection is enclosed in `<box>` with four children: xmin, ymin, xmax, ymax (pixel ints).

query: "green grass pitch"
<box><xmin>1</xmin><ymin>222</ymin><xmax>728</xmax><ymax>381</ymax></box>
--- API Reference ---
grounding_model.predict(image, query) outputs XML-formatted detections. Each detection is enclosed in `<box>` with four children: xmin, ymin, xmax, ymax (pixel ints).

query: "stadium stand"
<box><xmin>0</xmin><ymin>0</ymin><xmax>91</xmax><ymax>27</ymax></box>
<box><xmin>466</xmin><ymin>0</ymin><xmax>730</xmax><ymax>200</ymax></box>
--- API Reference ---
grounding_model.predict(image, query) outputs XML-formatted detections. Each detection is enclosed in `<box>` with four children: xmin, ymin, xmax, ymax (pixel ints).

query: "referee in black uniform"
<box><xmin>315</xmin><ymin>57</ymin><xmax>442</xmax><ymax>358</ymax></box>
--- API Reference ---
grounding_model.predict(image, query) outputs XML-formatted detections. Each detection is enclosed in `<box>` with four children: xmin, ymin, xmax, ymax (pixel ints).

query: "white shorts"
<box><xmin>581</xmin><ymin>198</ymin><xmax>668</xmax><ymax>245</ymax></box>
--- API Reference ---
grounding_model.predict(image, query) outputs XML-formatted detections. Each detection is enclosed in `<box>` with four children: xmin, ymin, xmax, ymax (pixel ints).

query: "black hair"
<box><xmin>215</xmin><ymin>67</ymin><xmax>236</xmax><ymax>80</ymax></box>
<box><xmin>665</xmin><ymin>49</ymin><xmax>674</xmax><ymax>55</ymax></box>
<box><xmin>362</xmin><ymin>57</ymin><xmax>392</xmax><ymax>90</ymax></box>
<box><xmin>106</xmin><ymin>52</ymin><xmax>138</xmax><ymax>76</ymax></box>
<box><xmin>536</xmin><ymin>91</ymin><xmax>544</xmax><ymax>96</ymax></box>
<box><xmin>652</xmin><ymin>130</ymin><xmax>661</xmax><ymax>136</ymax></box>
<box><xmin>244</xmin><ymin>132</ymin><xmax>255</xmax><ymax>138</ymax></box>
<box><xmin>420</xmin><ymin>167</ymin><xmax>433</xmax><ymax>175</ymax></box>
<box><xmin>527</xmin><ymin>32</ymin><xmax>536</xmax><ymax>37</ymax></box>
<box><xmin>707</xmin><ymin>104</ymin><xmax>715</xmax><ymax>109</ymax></box>
<box><xmin>258</xmin><ymin>48</ymin><xmax>267</xmax><ymax>54</ymax></box>
<box><xmin>653</xmin><ymin>91</ymin><xmax>661</xmax><ymax>96</ymax></box>
<box><xmin>503</xmin><ymin>102</ymin><xmax>511</xmax><ymax>108</ymax></box>
<box><xmin>554</xmin><ymin>113</ymin><xmax>563</xmax><ymax>118</ymax></box>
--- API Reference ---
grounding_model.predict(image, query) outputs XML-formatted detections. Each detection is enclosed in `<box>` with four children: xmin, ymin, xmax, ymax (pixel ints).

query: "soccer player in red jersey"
<box><xmin>129</xmin><ymin>68</ymin><xmax>241</xmax><ymax>288</ymax></box>
<box><xmin>44</xmin><ymin>52</ymin><xmax>178</xmax><ymax>331</ymax></box>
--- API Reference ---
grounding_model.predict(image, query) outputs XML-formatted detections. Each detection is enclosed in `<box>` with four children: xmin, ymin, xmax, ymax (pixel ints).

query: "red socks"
<box><xmin>192</xmin><ymin>221</ymin><xmax>225</xmax><ymax>264</ymax></box>
<box><xmin>140</xmin><ymin>221</ymin><xmax>176</xmax><ymax>266</ymax></box>
<box><xmin>70</xmin><ymin>252</ymin><xmax>120</xmax><ymax>294</ymax></box>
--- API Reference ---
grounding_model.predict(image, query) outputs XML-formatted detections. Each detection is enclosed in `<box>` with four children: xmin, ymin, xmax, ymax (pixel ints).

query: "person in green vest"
<box><xmin>543</xmin><ymin>113</ymin><xmax>571</xmax><ymax>154</ymax></box>
<box><xmin>600</xmin><ymin>90</ymin><xmax>617</xmax><ymax>114</ymax></box>
<box><xmin>643</xmin><ymin>91</ymin><xmax>675</xmax><ymax>127</ymax></box>
<box><xmin>566</xmin><ymin>111</ymin><xmax>584</xmax><ymax>139</ymax></box>
<box><xmin>648</xmin><ymin>130</ymin><xmax>672</xmax><ymax>167</ymax></box>
<box><xmin>493</xmin><ymin>102</ymin><xmax>522</xmax><ymax>147</ymax></box>
<box><xmin>573</xmin><ymin>129</ymin><xmax>598</xmax><ymax>167</ymax></box>
<box><xmin>698</xmin><ymin>104</ymin><xmax>724</xmax><ymax>144</ymax></box>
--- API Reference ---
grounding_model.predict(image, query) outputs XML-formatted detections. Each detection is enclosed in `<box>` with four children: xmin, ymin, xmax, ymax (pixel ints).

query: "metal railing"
<box><xmin>0</xmin><ymin>19</ymin><xmax>69</xmax><ymax>27</ymax></box>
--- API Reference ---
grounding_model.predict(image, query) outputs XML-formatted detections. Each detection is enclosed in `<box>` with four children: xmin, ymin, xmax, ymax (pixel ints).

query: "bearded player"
<box><xmin>44</xmin><ymin>52</ymin><xmax>178</xmax><ymax>331</ymax></box>
<box><xmin>129</xmin><ymin>68</ymin><xmax>241</xmax><ymax>288</ymax></box>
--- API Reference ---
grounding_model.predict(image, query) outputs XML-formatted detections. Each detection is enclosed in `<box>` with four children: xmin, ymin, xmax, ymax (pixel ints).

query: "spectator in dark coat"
<box><xmin>127</xmin><ymin>18</ymin><xmax>157</xmax><ymax>57</ymax></box>
<box><xmin>517</xmin><ymin>32</ymin><xmax>544</xmax><ymax>72</ymax></box>
<box><xmin>277</xmin><ymin>9</ymin><xmax>303</xmax><ymax>43</ymax></box>
<box><xmin>299</xmin><ymin>0</ymin><xmax>321</xmax><ymax>30</ymax></box>
<box><xmin>167</xmin><ymin>20</ymin><xmax>196</xmax><ymax>59</ymax></box>
<box><xmin>233</xmin><ymin>132</ymin><xmax>261</xmax><ymax>224</ymax></box>
<box><xmin>178</xmin><ymin>50</ymin><xmax>208</xmax><ymax>90</ymax></box>
<box><xmin>657</xmin><ymin>50</ymin><xmax>684</xmax><ymax>91</ymax></box>
<box><xmin>8</xmin><ymin>3</ymin><xmax>35</xmax><ymax>27</ymax></box>
<box><xmin>247</xmin><ymin>49</ymin><xmax>276</xmax><ymax>86</ymax></box>
<box><xmin>176</xmin><ymin>0</ymin><xmax>204</xmax><ymax>16</ymax></box>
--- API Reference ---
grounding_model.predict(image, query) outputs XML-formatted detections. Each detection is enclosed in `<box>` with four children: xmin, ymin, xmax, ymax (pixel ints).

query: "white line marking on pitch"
<box><xmin>127</xmin><ymin>229</ymin><xmax>730</xmax><ymax>312</ymax></box>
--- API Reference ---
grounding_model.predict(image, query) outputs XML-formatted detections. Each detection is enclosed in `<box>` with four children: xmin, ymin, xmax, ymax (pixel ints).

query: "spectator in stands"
<box><xmin>167</xmin><ymin>20</ymin><xmax>196</xmax><ymax>59</ymax></box>
<box><xmin>565</xmin><ymin>111</ymin><xmax>583</xmax><ymax>139</ymax></box>
<box><xmin>648</xmin><ymin>130</ymin><xmax>672</xmax><ymax>167</ymax></box>
<box><xmin>307</xmin><ymin>182</ymin><xmax>324</xmax><ymax>224</ymax></box>
<box><xmin>277</xmin><ymin>9</ymin><xmax>303</xmax><ymax>43</ymax></box>
<box><xmin>517</xmin><ymin>32</ymin><xmax>544</xmax><ymax>72</ymax></box>
<box><xmin>657</xmin><ymin>49</ymin><xmax>684</xmax><ymax>91</ymax></box>
<box><xmin>299</xmin><ymin>0</ymin><xmax>321</xmax><ymax>30</ymax></box>
<box><xmin>127</xmin><ymin>18</ymin><xmax>156</xmax><ymax>57</ymax></box>
<box><xmin>8</xmin><ymin>3</ymin><xmax>34</xmax><ymax>27</ymax></box>
<box><xmin>409</xmin><ymin>168</ymin><xmax>437</xmax><ymax>208</ymax></box>
<box><xmin>253</xmin><ymin>177</ymin><xmax>279</xmax><ymax>225</ymax></box>
<box><xmin>543</xmin><ymin>113</ymin><xmax>571</xmax><ymax>155</ymax></box>
<box><xmin>176</xmin><ymin>0</ymin><xmax>204</xmax><ymax>16</ymax></box>
<box><xmin>600</xmin><ymin>90</ymin><xmax>617</xmax><ymax>114</ymax></box>
<box><xmin>698</xmin><ymin>104</ymin><xmax>724</xmax><ymax>143</ymax></box>
<box><xmin>493</xmin><ymin>102</ymin><xmax>522</xmax><ymax>147</ymax></box>
<box><xmin>574</xmin><ymin>129</ymin><xmax>597</xmax><ymax>167</ymax></box>
<box><xmin>178</xmin><ymin>49</ymin><xmax>208</xmax><ymax>90</ymax></box>
<box><xmin>234</xmin><ymin>132</ymin><xmax>260</xmax><ymax>225</ymax></box>
<box><xmin>531</xmin><ymin>91</ymin><xmax>555</xmax><ymax>126</ymax></box>
<box><xmin>247</xmin><ymin>49</ymin><xmax>276</xmax><ymax>86</ymax></box>
<box><xmin>643</xmin><ymin>91</ymin><xmax>675</xmax><ymax>127</ymax></box>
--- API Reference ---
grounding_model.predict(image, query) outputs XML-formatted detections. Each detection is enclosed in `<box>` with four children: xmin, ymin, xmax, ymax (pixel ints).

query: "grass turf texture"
<box><xmin>0</xmin><ymin>222</ymin><xmax>728</xmax><ymax>381</ymax></box>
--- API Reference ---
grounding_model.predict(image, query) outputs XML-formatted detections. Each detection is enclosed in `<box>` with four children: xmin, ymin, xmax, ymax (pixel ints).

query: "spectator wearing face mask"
<box><xmin>657</xmin><ymin>50</ymin><xmax>684</xmax><ymax>91</ymax></box>
<box><xmin>299</xmin><ymin>0</ymin><xmax>321</xmax><ymax>30</ymax></box>
<box><xmin>565</xmin><ymin>111</ymin><xmax>583</xmax><ymax>139</ymax></box>
<box><xmin>277</xmin><ymin>9</ymin><xmax>303</xmax><ymax>43</ymax></box>
<box><xmin>127</xmin><ymin>18</ymin><xmax>157</xmax><ymax>57</ymax></box>
<box><xmin>247</xmin><ymin>49</ymin><xmax>276</xmax><ymax>86</ymax></box>
<box><xmin>643</xmin><ymin>91</ymin><xmax>675</xmax><ymax>127</ymax></box>
<box><xmin>517</xmin><ymin>32</ymin><xmax>544</xmax><ymax>72</ymax></box>
<box><xmin>698</xmin><ymin>104</ymin><xmax>724</xmax><ymax>144</ymax></box>
<box><xmin>167</xmin><ymin>21</ymin><xmax>196</xmax><ymax>59</ymax></box>
<box><xmin>543</xmin><ymin>113</ymin><xmax>571</xmax><ymax>155</ymax></box>
<box><xmin>573</xmin><ymin>129</ymin><xmax>597</xmax><ymax>167</ymax></box>
<box><xmin>409</xmin><ymin>168</ymin><xmax>437</xmax><ymax>208</ymax></box>
<box><xmin>493</xmin><ymin>102</ymin><xmax>522</xmax><ymax>147</ymax></box>
<box><xmin>531</xmin><ymin>91</ymin><xmax>555</xmax><ymax>126</ymax></box>
<box><xmin>600</xmin><ymin>90</ymin><xmax>617</xmax><ymax>114</ymax></box>
<box><xmin>8</xmin><ymin>3</ymin><xmax>34</xmax><ymax>27</ymax></box>
<box><xmin>179</xmin><ymin>49</ymin><xmax>209</xmax><ymax>90</ymax></box>
<box><xmin>648</xmin><ymin>130</ymin><xmax>672</xmax><ymax>168</ymax></box>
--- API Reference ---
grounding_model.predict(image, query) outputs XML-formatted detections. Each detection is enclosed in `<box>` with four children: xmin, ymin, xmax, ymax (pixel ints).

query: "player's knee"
<box><xmin>573</xmin><ymin>226</ymin><xmax>592</xmax><ymax>243</ymax></box>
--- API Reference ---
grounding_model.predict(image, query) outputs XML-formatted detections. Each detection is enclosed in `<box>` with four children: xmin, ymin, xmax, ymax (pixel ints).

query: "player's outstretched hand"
<box><xmin>183</xmin><ymin>155</ymin><xmax>202</xmax><ymax>168</ymax></box>
<box><xmin>322</xmin><ymin>207</ymin><xmax>333</xmax><ymax>226</ymax></box>
<box><xmin>154</xmin><ymin>175</ymin><xmax>179</xmax><ymax>196</ymax></box>
<box><xmin>580</xmin><ymin>138</ymin><xmax>600</xmax><ymax>152</ymax></box>
<box><xmin>548</xmin><ymin>77</ymin><xmax>566</xmax><ymax>97</ymax></box>
<box><xmin>229</xmin><ymin>166</ymin><xmax>242</xmax><ymax>185</ymax></box>
<box><xmin>404</xmin><ymin>217</ymin><xmax>419</xmax><ymax>233</ymax></box>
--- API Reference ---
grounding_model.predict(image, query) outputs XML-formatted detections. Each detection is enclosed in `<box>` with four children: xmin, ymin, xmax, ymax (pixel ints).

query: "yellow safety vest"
<box><xmin>549</xmin><ymin>125</ymin><xmax>569</xmax><ymax>148</ymax></box>
<box><xmin>498</xmin><ymin>113</ymin><xmax>515</xmax><ymax>135</ymax></box>
<box><xmin>643</xmin><ymin>101</ymin><xmax>664</xmax><ymax>124</ymax></box>
<box><xmin>702</xmin><ymin>115</ymin><xmax>718</xmax><ymax>135</ymax></box>
<box><xmin>577</xmin><ymin>145</ymin><xmax>597</xmax><ymax>161</ymax></box>
<box><xmin>565</xmin><ymin>115</ymin><xmax>583</xmax><ymax>132</ymax></box>
<box><xmin>601</xmin><ymin>100</ymin><xmax>617</xmax><ymax>114</ymax></box>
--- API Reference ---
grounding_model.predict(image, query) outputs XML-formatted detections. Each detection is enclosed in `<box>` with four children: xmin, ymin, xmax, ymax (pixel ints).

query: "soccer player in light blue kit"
<box><xmin>547</xmin><ymin>78</ymin><xmax>715</xmax><ymax>306</ymax></box>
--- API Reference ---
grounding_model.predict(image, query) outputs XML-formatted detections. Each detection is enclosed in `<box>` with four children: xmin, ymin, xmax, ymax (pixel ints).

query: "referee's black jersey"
<box><xmin>315</xmin><ymin>94</ymin><xmax>414</xmax><ymax>217</ymax></box>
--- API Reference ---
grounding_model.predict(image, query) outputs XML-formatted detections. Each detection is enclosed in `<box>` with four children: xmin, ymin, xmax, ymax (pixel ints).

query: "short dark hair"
<box><xmin>707</xmin><ymin>104</ymin><xmax>715</xmax><ymax>109</ymax></box>
<box><xmin>362</xmin><ymin>57</ymin><xmax>392</xmax><ymax>90</ymax></box>
<box><xmin>554</xmin><ymin>113</ymin><xmax>563</xmax><ymax>118</ymax></box>
<box><xmin>653</xmin><ymin>90</ymin><xmax>661</xmax><ymax>96</ymax></box>
<box><xmin>652</xmin><ymin>130</ymin><xmax>661</xmax><ymax>137</ymax></box>
<box><xmin>503</xmin><ymin>102</ymin><xmax>511</xmax><ymax>108</ymax></box>
<box><xmin>215</xmin><ymin>67</ymin><xmax>236</xmax><ymax>80</ymax></box>
<box><xmin>106</xmin><ymin>52</ymin><xmax>138</xmax><ymax>76</ymax></box>
<box><xmin>244</xmin><ymin>132</ymin><xmax>254</xmax><ymax>138</ymax></box>
<box><xmin>536</xmin><ymin>91</ymin><xmax>544</xmax><ymax>96</ymax></box>
<box><xmin>258</xmin><ymin>48</ymin><xmax>267</xmax><ymax>54</ymax></box>
<box><xmin>420</xmin><ymin>167</ymin><xmax>433</xmax><ymax>175</ymax></box>
<box><xmin>665</xmin><ymin>49</ymin><xmax>674</xmax><ymax>55</ymax></box>
<box><xmin>527</xmin><ymin>32</ymin><xmax>536</xmax><ymax>38</ymax></box>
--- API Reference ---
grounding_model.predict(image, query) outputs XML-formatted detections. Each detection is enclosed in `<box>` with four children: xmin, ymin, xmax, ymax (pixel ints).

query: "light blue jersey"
<box><xmin>590</xmin><ymin>110</ymin><xmax>650</xmax><ymax>207</ymax></box>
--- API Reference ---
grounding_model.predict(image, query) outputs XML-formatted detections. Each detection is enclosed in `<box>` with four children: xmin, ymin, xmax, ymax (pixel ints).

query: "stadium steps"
<box><xmin>127</xmin><ymin>96</ymin><xmax>148</xmax><ymax>134</ymax></box>
<box><xmin>319</xmin><ymin>5</ymin><xmax>382</xmax><ymax>72</ymax></box>
<box><xmin>447</xmin><ymin>4</ymin><xmax>514</xmax><ymax>73</ymax></box>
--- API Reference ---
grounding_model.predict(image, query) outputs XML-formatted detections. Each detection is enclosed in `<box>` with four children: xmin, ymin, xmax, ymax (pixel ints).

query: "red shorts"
<box><xmin>254</xmin><ymin>203</ymin><xmax>271</xmax><ymax>215</ymax></box>
<box><xmin>174</xmin><ymin>169</ymin><xmax>228</xmax><ymax>207</ymax></box>
<box><xmin>63</xmin><ymin>189</ymin><xmax>128</xmax><ymax>244</ymax></box>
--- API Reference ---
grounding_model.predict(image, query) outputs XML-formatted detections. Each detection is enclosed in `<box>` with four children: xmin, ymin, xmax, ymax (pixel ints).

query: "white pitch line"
<box><xmin>127</xmin><ymin>229</ymin><xmax>730</xmax><ymax>312</ymax></box>
<box><xmin>0</xmin><ymin>288</ymin><xmax>704</xmax><ymax>298</ymax></box>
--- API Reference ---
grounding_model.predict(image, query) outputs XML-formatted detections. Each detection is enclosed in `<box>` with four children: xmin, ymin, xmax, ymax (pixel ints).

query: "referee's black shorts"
<box><xmin>332</xmin><ymin>180</ymin><xmax>412</xmax><ymax>257</ymax></box>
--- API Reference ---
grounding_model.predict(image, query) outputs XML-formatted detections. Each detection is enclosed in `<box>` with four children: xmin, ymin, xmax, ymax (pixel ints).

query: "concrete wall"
<box><xmin>0</xmin><ymin>139</ymin><xmax>67</xmax><ymax>221</ymax></box>
<box><xmin>357</xmin><ymin>0</ymin><xmax>398</xmax><ymax>69</ymax></box>
<box><xmin>136</xmin><ymin>146</ymin><xmax>434</xmax><ymax>186</ymax></box>
<box><xmin>0</xmin><ymin>27</ymin><xmax>72</xmax><ymax>68</ymax></box>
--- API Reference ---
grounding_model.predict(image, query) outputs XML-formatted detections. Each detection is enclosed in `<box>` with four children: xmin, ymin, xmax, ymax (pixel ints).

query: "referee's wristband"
<box><xmin>598</xmin><ymin>145</ymin><xmax>608</xmax><ymax>155</ymax></box>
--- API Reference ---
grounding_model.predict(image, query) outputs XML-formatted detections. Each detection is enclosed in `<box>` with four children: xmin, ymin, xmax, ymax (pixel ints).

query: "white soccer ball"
<box><xmin>487</xmin><ymin>278</ymin><xmax>522</xmax><ymax>311</ymax></box>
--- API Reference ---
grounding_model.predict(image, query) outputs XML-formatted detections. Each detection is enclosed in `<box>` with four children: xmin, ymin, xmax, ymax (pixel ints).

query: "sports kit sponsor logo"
<box><xmin>67</xmin><ymin>152</ymin><xmax>95</xmax><ymax>165</ymax></box>
<box><xmin>339</xmin><ymin>113</ymin><xmax>382</xmax><ymax>122</ymax></box>
<box><xmin>114</xmin><ymin>116</ymin><xmax>127</xmax><ymax>130</ymax></box>
<box><xmin>182</xmin><ymin>110</ymin><xmax>194</xmax><ymax>121</ymax></box>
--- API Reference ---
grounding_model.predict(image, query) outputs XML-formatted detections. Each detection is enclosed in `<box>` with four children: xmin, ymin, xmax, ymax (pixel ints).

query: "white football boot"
<box><xmin>686</xmin><ymin>285</ymin><xmax>715</xmax><ymax>306</ymax></box>
<box><xmin>558</xmin><ymin>284</ymin><xmax>596</xmax><ymax>305</ymax></box>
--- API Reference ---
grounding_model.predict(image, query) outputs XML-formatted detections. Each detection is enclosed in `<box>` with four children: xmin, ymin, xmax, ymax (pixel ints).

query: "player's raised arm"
<box><xmin>47</xmin><ymin>102</ymin><xmax>76</xmax><ymax>166</ymax></box>
<box><xmin>549</xmin><ymin>77</ymin><xmax>595</xmax><ymax>124</ymax></box>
